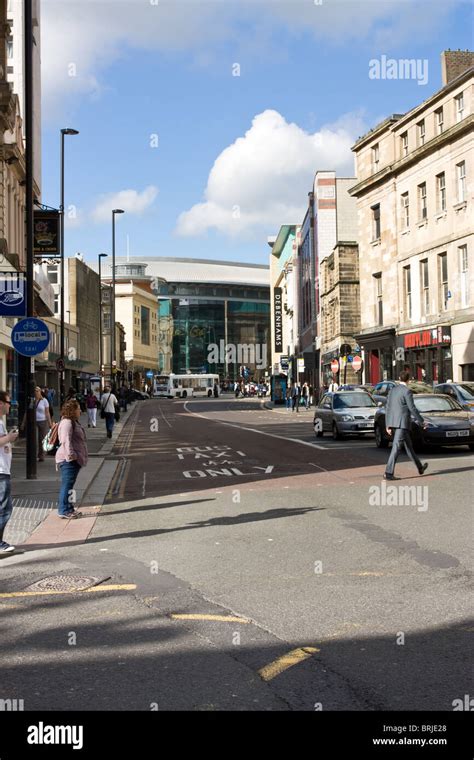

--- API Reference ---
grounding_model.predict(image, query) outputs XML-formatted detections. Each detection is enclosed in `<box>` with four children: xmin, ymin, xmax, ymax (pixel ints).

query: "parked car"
<box><xmin>313</xmin><ymin>390</ymin><xmax>377</xmax><ymax>439</ymax></box>
<box><xmin>374</xmin><ymin>393</ymin><xmax>474</xmax><ymax>451</ymax></box>
<box><xmin>130</xmin><ymin>390</ymin><xmax>150</xmax><ymax>400</ymax></box>
<box><xmin>372</xmin><ymin>380</ymin><xmax>433</xmax><ymax>405</ymax></box>
<box><xmin>338</xmin><ymin>383</ymin><xmax>375</xmax><ymax>394</ymax></box>
<box><xmin>434</xmin><ymin>382</ymin><xmax>474</xmax><ymax>411</ymax></box>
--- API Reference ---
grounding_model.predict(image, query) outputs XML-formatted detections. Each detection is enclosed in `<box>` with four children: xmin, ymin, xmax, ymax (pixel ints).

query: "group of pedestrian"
<box><xmin>286</xmin><ymin>382</ymin><xmax>311</xmax><ymax>412</ymax></box>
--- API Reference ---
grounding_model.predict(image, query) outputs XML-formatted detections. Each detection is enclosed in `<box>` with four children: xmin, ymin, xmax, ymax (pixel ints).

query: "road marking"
<box><xmin>258</xmin><ymin>646</ymin><xmax>320</xmax><ymax>681</ymax></box>
<box><xmin>170</xmin><ymin>613</ymin><xmax>251</xmax><ymax>623</ymax></box>
<box><xmin>0</xmin><ymin>584</ymin><xmax>137</xmax><ymax>599</ymax></box>
<box><xmin>142</xmin><ymin>471</ymin><xmax>147</xmax><ymax>498</ymax></box>
<box><xmin>159</xmin><ymin>405</ymin><xmax>172</xmax><ymax>428</ymax></box>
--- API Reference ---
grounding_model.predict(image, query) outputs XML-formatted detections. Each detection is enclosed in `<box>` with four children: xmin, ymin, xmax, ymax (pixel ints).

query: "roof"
<box><xmin>101</xmin><ymin>256</ymin><xmax>270</xmax><ymax>287</ymax></box>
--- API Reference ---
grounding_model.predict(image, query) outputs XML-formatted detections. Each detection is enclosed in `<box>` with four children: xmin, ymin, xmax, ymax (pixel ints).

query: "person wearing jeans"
<box><xmin>0</xmin><ymin>391</ymin><xmax>19</xmax><ymax>553</ymax></box>
<box><xmin>56</xmin><ymin>399</ymin><xmax>88</xmax><ymax>518</ymax></box>
<box><xmin>101</xmin><ymin>386</ymin><xmax>118</xmax><ymax>439</ymax></box>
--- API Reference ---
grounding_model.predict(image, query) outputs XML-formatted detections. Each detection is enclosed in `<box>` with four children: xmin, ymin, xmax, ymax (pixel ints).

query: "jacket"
<box><xmin>55</xmin><ymin>418</ymin><xmax>88</xmax><ymax>467</ymax></box>
<box><xmin>385</xmin><ymin>384</ymin><xmax>424</xmax><ymax>430</ymax></box>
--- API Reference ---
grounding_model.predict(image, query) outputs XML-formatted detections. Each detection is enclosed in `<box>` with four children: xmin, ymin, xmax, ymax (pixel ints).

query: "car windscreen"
<box><xmin>414</xmin><ymin>396</ymin><xmax>462</xmax><ymax>413</ymax></box>
<box><xmin>333</xmin><ymin>393</ymin><xmax>376</xmax><ymax>409</ymax></box>
<box><xmin>457</xmin><ymin>384</ymin><xmax>474</xmax><ymax>400</ymax></box>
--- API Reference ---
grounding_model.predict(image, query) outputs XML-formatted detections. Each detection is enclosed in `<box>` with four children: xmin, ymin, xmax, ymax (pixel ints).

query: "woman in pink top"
<box><xmin>55</xmin><ymin>399</ymin><xmax>88</xmax><ymax>518</ymax></box>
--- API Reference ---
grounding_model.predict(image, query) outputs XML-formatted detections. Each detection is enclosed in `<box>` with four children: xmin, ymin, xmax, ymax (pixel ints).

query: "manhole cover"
<box><xmin>24</xmin><ymin>575</ymin><xmax>111</xmax><ymax>592</ymax></box>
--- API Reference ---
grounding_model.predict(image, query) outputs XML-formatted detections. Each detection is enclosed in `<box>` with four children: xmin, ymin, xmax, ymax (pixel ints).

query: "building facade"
<box><xmin>269</xmin><ymin>224</ymin><xmax>299</xmax><ymax>380</ymax></box>
<box><xmin>350</xmin><ymin>51</ymin><xmax>474</xmax><ymax>384</ymax></box>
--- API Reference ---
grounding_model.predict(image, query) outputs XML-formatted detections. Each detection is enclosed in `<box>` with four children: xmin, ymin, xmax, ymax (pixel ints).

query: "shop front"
<box><xmin>355</xmin><ymin>329</ymin><xmax>396</xmax><ymax>386</ymax></box>
<box><xmin>396</xmin><ymin>325</ymin><xmax>452</xmax><ymax>385</ymax></box>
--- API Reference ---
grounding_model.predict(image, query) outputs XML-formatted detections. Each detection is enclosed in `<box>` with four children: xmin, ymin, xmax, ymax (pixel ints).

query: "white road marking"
<box><xmin>142</xmin><ymin>472</ymin><xmax>146</xmax><ymax>497</ymax></box>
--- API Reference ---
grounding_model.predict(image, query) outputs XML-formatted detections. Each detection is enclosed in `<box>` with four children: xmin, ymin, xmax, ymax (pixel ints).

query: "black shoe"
<box><xmin>418</xmin><ymin>463</ymin><xmax>428</xmax><ymax>475</ymax></box>
<box><xmin>383</xmin><ymin>473</ymin><xmax>398</xmax><ymax>480</ymax></box>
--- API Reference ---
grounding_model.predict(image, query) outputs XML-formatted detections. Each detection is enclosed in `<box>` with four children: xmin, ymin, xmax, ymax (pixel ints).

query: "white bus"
<box><xmin>168</xmin><ymin>373</ymin><xmax>219</xmax><ymax>399</ymax></box>
<box><xmin>153</xmin><ymin>374</ymin><xmax>170</xmax><ymax>397</ymax></box>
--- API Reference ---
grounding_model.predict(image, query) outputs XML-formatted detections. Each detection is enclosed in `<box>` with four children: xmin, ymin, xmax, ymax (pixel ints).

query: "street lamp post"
<box><xmin>111</xmin><ymin>209</ymin><xmax>124</xmax><ymax>384</ymax></box>
<box><xmin>98</xmin><ymin>253</ymin><xmax>108</xmax><ymax>389</ymax></box>
<box><xmin>59</xmin><ymin>127</ymin><xmax>79</xmax><ymax>403</ymax></box>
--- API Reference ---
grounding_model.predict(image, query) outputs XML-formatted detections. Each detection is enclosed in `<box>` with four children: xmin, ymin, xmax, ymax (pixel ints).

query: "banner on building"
<box><xmin>34</xmin><ymin>210</ymin><xmax>60</xmax><ymax>256</ymax></box>
<box><xmin>0</xmin><ymin>272</ymin><xmax>26</xmax><ymax>316</ymax></box>
<box><xmin>273</xmin><ymin>287</ymin><xmax>283</xmax><ymax>353</ymax></box>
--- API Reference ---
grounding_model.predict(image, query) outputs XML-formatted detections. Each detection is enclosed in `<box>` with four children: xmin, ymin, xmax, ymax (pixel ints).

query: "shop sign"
<box><xmin>273</xmin><ymin>288</ymin><xmax>283</xmax><ymax>353</ymax></box>
<box><xmin>33</xmin><ymin>211</ymin><xmax>60</xmax><ymax>255</ymax></box>
<box><xmin>402</xmin><ymin>326</ymin><xmax>451</xmax><ymax>349</ymax></box>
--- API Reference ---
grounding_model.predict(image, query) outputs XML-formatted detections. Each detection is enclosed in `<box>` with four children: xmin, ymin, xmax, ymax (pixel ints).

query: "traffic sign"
<box><xmin>12</xmin><ymin>318</ymin><xmax>50</xmax><ymax>357</ymax></box>
<box><xmin>146</xmin><ymin>370</ymin><xmax>154</xmax><ymax>378</ymax></box>
<box><xmin>56</xmin><ymin>358</ymin><xmax>65</xmax><ymax>372</ymax></box>
<box><xmin>352</xmin><ymin>355</ymin><xmax>363</xmax><ymax>372</ymax></box>
<box><xmin>330</xmin><ymin>359</ymin><xmax>339</xmax><ymax>373</ymax></box>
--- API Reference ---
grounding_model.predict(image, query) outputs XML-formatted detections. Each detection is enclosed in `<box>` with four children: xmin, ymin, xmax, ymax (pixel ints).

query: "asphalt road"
<box><xmin>1</xmin><ymin>397</ymin><xmax>472</xmax><ymax>712</ymax></box>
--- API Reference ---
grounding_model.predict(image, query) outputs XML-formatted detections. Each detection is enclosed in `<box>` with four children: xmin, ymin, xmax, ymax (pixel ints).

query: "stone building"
<box><xmin>320</xmin><ymin>242</ymin><xmax>360</xmax><ymax>385</ymax></box>
<box><xmin>350</xmin><ymin>50</ymin><xmax>474</xmax><ymax>384</ymax></box>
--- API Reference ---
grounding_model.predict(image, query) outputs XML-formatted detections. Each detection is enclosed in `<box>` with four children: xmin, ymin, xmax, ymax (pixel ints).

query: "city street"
<box><xmin>0</xmin><ymin>398</ymin><xmax>471</xmax><ymax>711</ymax></box>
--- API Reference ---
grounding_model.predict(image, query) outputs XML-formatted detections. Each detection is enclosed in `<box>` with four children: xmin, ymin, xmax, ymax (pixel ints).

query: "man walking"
<box><xmin>384</xmin><ymin>371</ymin><xmax>429</xmax><ymax>480</ymax></box>
<box><xmin>0</xmin><ymin>391</ymin><xmax>19</xmax><ymax>553</ymax></box>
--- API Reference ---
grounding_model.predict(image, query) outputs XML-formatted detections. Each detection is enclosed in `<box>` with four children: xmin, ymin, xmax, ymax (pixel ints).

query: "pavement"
<box><xmin>0</xmin><ymin>396</ymin><xmax>472</xmax><ymax>715</ymax></box>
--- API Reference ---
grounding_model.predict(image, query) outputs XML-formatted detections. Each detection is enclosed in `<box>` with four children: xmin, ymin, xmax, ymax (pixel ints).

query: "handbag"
<box><xmin>114</xmin><ymin>405</ymin><xmax>120</xmax><ymax>422</ymax></box>
<box><xmin>43</xmin><ymin>422</ymin><xmax>60</xmax><ymax>455</ymax></box>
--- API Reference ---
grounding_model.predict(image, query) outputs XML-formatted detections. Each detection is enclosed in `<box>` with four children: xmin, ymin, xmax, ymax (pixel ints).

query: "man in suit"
<box><xmin>384</xmin><ymin>370</ymin><xmax>429</xmax><ymax>480</ymax></box>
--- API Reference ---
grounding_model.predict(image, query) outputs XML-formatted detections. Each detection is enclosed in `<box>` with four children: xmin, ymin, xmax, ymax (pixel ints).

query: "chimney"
<box><xmin>441</xmin><ymin>49</ymin><xmax>474</xmax><ymax>86</ymax></box>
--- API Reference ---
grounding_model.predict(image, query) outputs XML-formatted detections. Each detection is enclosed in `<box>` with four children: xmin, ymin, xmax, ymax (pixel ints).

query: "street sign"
<box><xmin>347</xmin><ymin>355</ymin><xmax>353</xmax><ymax>363</ymax></box>
<box><xmin>0</xmin><ymin>273</ymin><xmax>26</xmax><ymax>317</ymax></box>
<box><xmin>11</xmin><ymin>318</ymin><xmax>50</xmax><ymax>357</ymax></box>
<box><xmin>352</xmin><ymin>355</ymin><xmax>363</xmax><ymax>372</ymax></box>
<box><xmin>330</xmin><ymin>359</ymin><xmax>339</xmax><ymax>373</ymax></box>
<box><xmin>146</xmin><ymin>370</ymin><xmax>154</xmax><ymax>378</ymax></box>
<box><xmin>55</xmin><ymin>358</ymin><xmax>65</xmax><ymax>372</ymax></box>
<box><xmin>297</xmin><ymin>358</ymin><xmax>305</xmax><ymax>373</ymax></box>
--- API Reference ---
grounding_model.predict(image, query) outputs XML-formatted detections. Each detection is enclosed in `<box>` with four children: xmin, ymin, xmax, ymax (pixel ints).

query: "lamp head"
<box><xmin>112</xmin><ymin>209</ymin><xmax>125</xmax><ymax>215</ymax></box>
<box><xmin>61</xmin><ymin>128</ymin><xmax>79</xmax><ymax>136</ymax></box>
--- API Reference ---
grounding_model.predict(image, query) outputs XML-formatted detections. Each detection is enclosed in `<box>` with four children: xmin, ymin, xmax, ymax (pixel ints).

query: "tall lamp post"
<box><xmin>59</xmin><ymin>127</ymin><xmax>79</xmax><ymax>403</ymax></box>
<box><xmin>98</xmin><ymin>253</ymin><xmax>108</xmax><ymax>389</ymax></box>
<box><xmin>111</xmin><ymin>209</ymin><xmax>124</xmax><ymax>384</ymax></box>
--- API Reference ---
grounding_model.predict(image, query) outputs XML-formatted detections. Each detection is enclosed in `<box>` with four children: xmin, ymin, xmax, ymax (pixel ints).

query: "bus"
<box><xmin>168</xmin><ymin>373</ymin><xmax>219</xmax><ymax>399</ymax></box>
<box><xmin>152</xmin><ymin>374</ymin><xmax>170</xmax><ymax>397</ymax></box>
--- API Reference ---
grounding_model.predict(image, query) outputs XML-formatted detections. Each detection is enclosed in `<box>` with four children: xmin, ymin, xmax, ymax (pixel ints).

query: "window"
<box><xmin>103</xmin><ymin>313</ymin><xmax>111</xmax><ymax>331</ymax></box>
<box><xmin>401</xmin><ymin>192</ymin><xmax>409</xmax><ymax>229</ymax></box>
<box><xmin>371</xmin><ymin>203</ymin><xmax>381</xmax><ymax>241</ymax></box>
<box><xmin>400</xmin><ymin>132</ymin><xmax>408</xmax><ymax>157</ymax></box>
<box><xmin>46</xmin><ymin>265</ymin><xmax>58</xmax><ymax>284</ymax></box>
<box><xmin>456</xmin><ymin>161</ymin><xmax>466</xmax><ymax>203</ymax></box>
<box><xmin>373</xmin><ymin>273</ymin><xmax>383</xmax><ymax>325</ymax></box>
<box><xmin>417</xmin><ymin>120</ymin><xmax>425</xmax><ymax>146</ymax></box>
<box><xmin>54</xmin><ymin>293</ymin><xmax>59</xmax><ymax>314</ymax></box>
<box><xmin>435</xmin><ymin>107</ymin><xmax>444</xmax><ymax>135</ymax></box>
<box><xmin>404</xmin><ymin>265</ymin><xmax>412</xmax><ymax>319</ymax></box>
<box><xmin>372</xmin><ymin>144</ymin><xmax>379</xmax><ymax>172</ymax></box>
<box><xmin>460</xmin><ymin>245</ymin><xmax>469</xmax><ymax>308</ymax></box>
<box><xmin>6</xmin><ymin>37</ymin><xmax>13</xmax><ymax>59</ymax></box>
<box><xmin>455</xmin><ymin>92</ymin><xmax>464</xmax><ymax>122</ymax></box>
<box><xmin>418</xmin><ymin>182</ymin><xmax>427</xmax><ymax>220</ymax></box>
<box><xmin>436</xmin><ymin>172</ymin><xmax>446</xmax><ymax>212</ymax></box>
<box><xmin>140</xmin><ymin>306</ymin><xmax>150</xmax><ymax>345</ymax></box>
<box><xmin>420</xmin><ymin>259</ymin><xmax>430</xmax><ymax>315</ymax></box>
<box><xmin>438</xmin><ymin>253</ymin><xmax>448</xmax><ymax>311</ymax></box>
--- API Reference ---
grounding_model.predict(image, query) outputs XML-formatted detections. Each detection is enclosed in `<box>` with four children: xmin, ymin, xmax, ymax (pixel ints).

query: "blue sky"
<box><xmin>41</xmin><ymin>0</ymin><xmax>473</xmax><ymax>267</ymax></box>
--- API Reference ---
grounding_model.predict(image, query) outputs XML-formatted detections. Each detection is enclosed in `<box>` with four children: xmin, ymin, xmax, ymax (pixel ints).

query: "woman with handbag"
<box><xmin>100</xmin><ymin>385</ymin><xmax>119</xmax><ymax>439</ymax></box>
<box><xmin>56</xmin><ymin>398</ymin><xmax>88</xmax><ymax>519</ymax></box>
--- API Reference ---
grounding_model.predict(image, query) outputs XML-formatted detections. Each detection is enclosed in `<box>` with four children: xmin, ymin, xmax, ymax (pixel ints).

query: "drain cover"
<box><xmin>24</xmin><ymin>575</ymin><xmax>111</xmax><ymax>592</ymax></box>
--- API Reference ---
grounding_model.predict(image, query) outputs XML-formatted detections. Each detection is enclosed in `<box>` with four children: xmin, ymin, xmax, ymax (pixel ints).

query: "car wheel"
<box><xmin>207</xmin><ymin>390</ymin><xmax>212</xmax><ymax>397</ymax></box>
<box><xmin>375</xmin><ymin>423</ymin><xmax>388</xmax><ymax>448</ymax></box>
<box><xmin>182</xmin><ymin>390</ymin><xmax>187</xmax><ymax>399</ymax></box>
<box><xmin>332</xmin><ymin>423</ymin><xmax>342</xmax><ymax>440</ymax></box>
<box><xmin>469</xmin><ymin>444</ymin><xmax>474</xmax><ymax>451</ymax></box>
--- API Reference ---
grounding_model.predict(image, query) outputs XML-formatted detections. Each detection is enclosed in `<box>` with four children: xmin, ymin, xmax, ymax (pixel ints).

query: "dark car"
<box><xmin>130</xmin><ymin>390</ymin><xmax>150</xmax><ymax>400</ymax></box>
<box><xmin>372</xmin><ymin>380</ymin><xmax>433</xmax><ymax>405</ymax></box>
<box><xmin>434</xmin><ymin>382</ymin><xmax>474</xmax><ymax>411</ymax></box>
<box><xmin>374</xmin><ymin>393</ymin><xmax>474</xmax><ymax>451</ymax></box>
<box><xmin>314</xmin><ymin>390</ymin><xmax>377</xmax><ymax>439</ymax></box>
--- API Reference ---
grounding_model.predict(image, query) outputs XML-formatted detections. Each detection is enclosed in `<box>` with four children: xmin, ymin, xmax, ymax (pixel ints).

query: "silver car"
<box><xmin>314</xmin><ymin>390</ymin><xmax>377</xmax><ymax>440</ymax></box>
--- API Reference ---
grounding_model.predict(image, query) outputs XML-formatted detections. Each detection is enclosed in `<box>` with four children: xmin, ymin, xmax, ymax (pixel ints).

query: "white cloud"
<box><xmin>175</xmin><ymin>109</ymin><xmax>362</xmax><ymax>238</ymax></box>
<box><xmin>91</xmin><ymin>186</ymin><xmax>158</xmax><ymax>223</ymax></box>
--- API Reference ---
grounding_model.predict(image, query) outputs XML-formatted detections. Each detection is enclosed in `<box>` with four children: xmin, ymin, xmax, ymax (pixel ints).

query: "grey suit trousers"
<box><xmin>385</xmin><ymin>428</ymin><xmax>422</xmax><ymax>476</ymax></box>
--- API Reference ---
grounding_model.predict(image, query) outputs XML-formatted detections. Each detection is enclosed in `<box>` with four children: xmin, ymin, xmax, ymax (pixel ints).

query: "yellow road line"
<box><xmin>258</xmin><ymin>647</ymin><xmax>320</xmax><ymax>681</ymax></box>
<box><xmin>170</xmin><ymin>613</ymin><xmax>250</xmax><ymax>623</ymax></box>
<box><xmin>0</xmin><ymin>584</ymin><xmax>136</xmax><ymax>599</ymax></box>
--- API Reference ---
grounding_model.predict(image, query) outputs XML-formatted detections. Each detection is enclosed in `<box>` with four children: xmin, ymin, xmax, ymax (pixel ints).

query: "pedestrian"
<box><xmin>34</xmin><ymin>386</ymin><xmax>53</xmax><ymax>462</ymax></box>
<box><xmin>42</xmin><ymin>386</ymin><xmax>54</xmax><ymax>421</ymax></box>
<box><xmin>56</xmin><ymin>398</ymin><xmax>88</xmax><ymax>518</ymax></box>
<box><xmin>291</xmin><ymin>382</ymin><xmax>301</xmax><ymax>412</ymax></box>
<box><xmin>101</xmin><ymin>385</ymin><xmax>119</xmax><ymax>439</ymax></box>
<box><xmin>285</xmin><ymin>384</ymin><xmax>292</xmax><ymax>411</ymax></box>
<box><xmin>309</xmin><ymin>384</ymin><xmax>314</xmax><ymax>407</ymax></box>
<box><xmin>328</xmin><ymin>379</ymin><xmax>339</xmax><ymax>393</ymax></box>
<box><xmin>0</xmin><ymin>391</ymin><xmax>19</xmax><ymax>553</ymax></box>
<box><xmin>213</xmin><ymin>381</ymin><xmax>219</xmax><ymax>398</ymax></box>
<box><xmin>85</xmin><ymin>389</ymin><xmax>98</xmax><ymax>428</ymax></box>
<box><xmin>302</xmin><ymin>382</ymin><xmax>309</xmax><ymax>410</ymax></box>
<box><xmin>384</xmin><ymin>370</ymin><xmax>429</xmax><ymax>481</ymax></box>
<box><xmin>119</xmin><ymin>383</ymin><xmax>128</xmax><ymax>412</ymax></box>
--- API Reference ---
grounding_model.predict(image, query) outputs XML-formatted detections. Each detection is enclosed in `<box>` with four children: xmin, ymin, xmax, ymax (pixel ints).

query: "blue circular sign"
<box><xmin>12</xmin><ymin>318</ymin><xmax>50</xmax><ymax>357</ymax></box>
<box><xmin>146</xmin><ymin>370</ymin><xmax>154</xmax><ymax>378</ymax></box>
